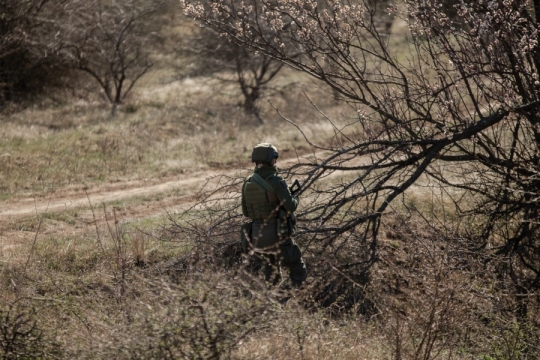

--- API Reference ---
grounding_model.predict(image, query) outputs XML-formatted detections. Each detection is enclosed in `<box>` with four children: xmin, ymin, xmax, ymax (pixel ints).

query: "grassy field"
<box><xmin>0</xmin><ymin>11</ymin><xmax>381</xmax><ymax>358</ymax></box>
<box><xmin>1</xmin><ymin>7</ymin><xmax>539</xmax><ymax>360</ymax></box>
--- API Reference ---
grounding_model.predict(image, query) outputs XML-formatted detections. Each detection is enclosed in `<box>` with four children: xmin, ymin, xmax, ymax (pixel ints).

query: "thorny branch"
<box><xmin>180</xmin><ymin>0</ymin><xmax>540</xmax><ymax>291</ymax></box>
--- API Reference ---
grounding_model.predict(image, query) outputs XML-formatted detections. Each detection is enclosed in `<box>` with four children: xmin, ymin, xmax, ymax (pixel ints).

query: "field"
<box><xmin>1</xmin><ymin>4</ymin><xmax>539</xmax><ymax>359</ymax></box>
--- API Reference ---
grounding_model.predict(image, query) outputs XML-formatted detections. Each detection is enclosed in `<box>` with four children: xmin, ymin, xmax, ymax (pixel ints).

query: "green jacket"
<box><xmin>241</xmin><ymin>165</ymin><xmax>299</xmax><ymax>217</ymax></box>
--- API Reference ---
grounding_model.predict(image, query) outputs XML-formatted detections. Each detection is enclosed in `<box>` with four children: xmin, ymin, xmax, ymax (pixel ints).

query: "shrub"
<box><xmin>0</xmin><ymin>299</ymin><xmax>62</xmax><ymax>359</ymax></box>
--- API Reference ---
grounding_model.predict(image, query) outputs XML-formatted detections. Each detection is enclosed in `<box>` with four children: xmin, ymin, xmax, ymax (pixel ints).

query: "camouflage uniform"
<box><xmin>241</xmin><ymin>163</ymin><xmax>307</xmax><ymax>286</ymax></box>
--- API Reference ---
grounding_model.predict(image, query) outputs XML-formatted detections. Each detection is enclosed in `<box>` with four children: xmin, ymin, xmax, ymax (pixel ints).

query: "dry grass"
<box><xmin>0</xmin><ymin>212</ymin><xmax>390</xmax><ymax>359</ymax></box>
<box><xmin>3</xmin><ymin>201</ymin><xmax>538</xmax><ymax>359</ymax></box>
<box><xmin>234</xmin><ymin>310</ymin><xmax>389</xmax><ymax>359</ymax></box>
<box><xmin>1</xmin><ymin>9</ymin><xmax>539</xmax><ymax>360</ymax></box>
<box><xmin>0</xmin><ymin>69</ymin><xmax>348</xmax><ymax>202</ymax></box>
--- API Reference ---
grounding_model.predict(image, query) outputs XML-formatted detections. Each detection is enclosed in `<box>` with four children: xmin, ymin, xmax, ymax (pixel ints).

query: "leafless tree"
<box><xmin>182</xmin><ymin>0</ymin><xmax>540</xmax><ymax>314</ymax></box>
<box><xmin>0</xmin><ymin>0</ymin><xmax>68</xmax><ymax>104</ymax></box>
<box><xmin>60</xmin><ymin>0</ymin><xmax>161</xmax><ymax>109</ymax></box>
<box><xmin>184</xmin><ymin>25</ymin><xmax>285</xmax><ymax>123</ymax></box>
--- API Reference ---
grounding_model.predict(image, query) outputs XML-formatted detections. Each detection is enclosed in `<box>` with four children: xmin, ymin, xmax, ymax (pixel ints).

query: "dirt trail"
<box><xmin>0</xmin><ymin>167</ymin><xmax>242</xmax><ymax>255</ymax></box>
<box><xmin>0</xmin><ymin>152</ymin><xmax>325</xmax><ymax>223</ymax></box>
<box><xmin>0</xmin><ymin>149</ymin><xmax>435</xmax><ymax>227</ymax></box>
<box><xmin>0</xmin><ymin>169</ymin><xmax>228</xmax><ymax>219</ymax></box>
<box><xmin>0</xmin><ymin>150</ymin><xmax>433</xmax><ymax>259</ymax></box>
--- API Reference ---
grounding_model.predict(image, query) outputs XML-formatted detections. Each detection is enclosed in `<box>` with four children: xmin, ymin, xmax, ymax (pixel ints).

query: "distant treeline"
<box><xmin>0</xmin><ymin>0</ymin><xmax>173</xmax><ymax>107</ymax></box>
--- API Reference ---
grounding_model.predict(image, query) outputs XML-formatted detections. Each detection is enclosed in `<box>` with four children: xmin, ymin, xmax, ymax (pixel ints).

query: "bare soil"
<box><xmin>0</xmin><ymin>166</ymin><xmax>238</xmax><ymax>260</ymax></box>
<box><xmin>0</xmin><ymin>170</ymin><xmax>221</xmax><ymax>218</ymax></box>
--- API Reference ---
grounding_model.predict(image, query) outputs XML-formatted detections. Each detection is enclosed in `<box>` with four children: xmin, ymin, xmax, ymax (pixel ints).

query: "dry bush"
<box><xmin>181</xmin><ymin>10</ymin><xmax>286</xmax><ymax>123</ymax></box>
<box><xmin>1</xmin><ymin>209</ymin><xmax>390</xmax><ymax>359</ymax></box>
<box><xmin>0</xmin><ymin>0</ymin><xmax>70</xmax><ymax>105</ymax></box>
<box><xmin>3</xmin><ymin>188</ymin><xmax>540</xmax><ymax>359</ymax></box>
<box><xmin>66</xmin><ymin>273</ymin><xmax>275</xmax><ymax>360</ymax></box>
<box><xmin>182</xmin><ymin>0</ymin><xmax>540</xmax><ymax>333</ymax></box>
<box><xmin>0</xmin><ymin>206</ymin><xmax>273</xmax><ymax>359</ymax></box>
<box><xmin>0</xmin><ymin>0</ymin><xmax>175</xmax><ymax>109</ymax></box>
<box><xmin>59</xmin><ymin>0</ymin><xmax>164</xmax><ymax>108</ymax></box>
<box><xmin>0</xmin><ymin>299</ymin><xmax>62</xmax><ymax>359</ymax></box>
<box><xmin>161</xmin><ymin>169</ymin><xmax>540</xmax><ymax>359</ymax></box>
<box><xmin>179</xmin><ymin>0</ymin><xmax>540</xmax><ymax>353</ymax></box>
<box><xmin>371</xmin><ymin>203</ymin><xmax>540</xmax><ymax>359</ymax></box>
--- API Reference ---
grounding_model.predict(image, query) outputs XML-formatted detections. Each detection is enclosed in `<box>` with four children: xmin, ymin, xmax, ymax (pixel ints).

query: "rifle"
<box><xmin>289</xmin><ymin>179</ymin><xmax>301</xmax><ymax>195</ymax></box>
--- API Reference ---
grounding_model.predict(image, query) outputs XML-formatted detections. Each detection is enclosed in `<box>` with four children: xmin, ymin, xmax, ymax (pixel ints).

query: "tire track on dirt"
<box><xmin>0</xmin><ymin>170</ymin><xmax>226</xmax><ymax>219</ymax></box>
<box><xmin>0</xmin><ymin>150</ymin><xmax>330</xmax><ymax>222</ymax></box>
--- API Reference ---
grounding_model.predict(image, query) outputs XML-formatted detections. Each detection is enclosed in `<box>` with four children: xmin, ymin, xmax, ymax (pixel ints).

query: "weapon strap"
<box><xmin>251</xmin><ymin>173</ymin><xmax>276</xmax><ymax>194</ymax></box>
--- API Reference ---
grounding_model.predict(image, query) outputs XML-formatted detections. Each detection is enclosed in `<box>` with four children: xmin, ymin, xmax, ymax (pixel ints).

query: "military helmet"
<box><xmin>251</xmin><ymin>143</ymin><xmax>279</xmax><ymax>163</ymax></box>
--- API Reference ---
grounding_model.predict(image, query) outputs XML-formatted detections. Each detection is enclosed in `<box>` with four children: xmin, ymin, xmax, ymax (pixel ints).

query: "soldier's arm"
<box><xmin>269</xmin><ymin>176</ymin><xmax>299</xmax><ymax>213</ymax></box>
<box><xmin>241</xmin><ymin>178</ymin><xmax>249</xmax><ymax>217</ymax></box>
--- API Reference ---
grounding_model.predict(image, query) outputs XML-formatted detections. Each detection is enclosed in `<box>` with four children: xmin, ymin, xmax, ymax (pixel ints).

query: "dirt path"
<box><xmin>0</xmin><ymin>153</ymin><xmax>323</xmax><ymax>258</ymax></box>
<box><xmin>0</xmin><ymin>167</ymin><xmax>245</xmax><ymax>258</ymax></box>
<box><xmin>0</xmin><ymin>152</ymin><xmax>319</xmax><ymax>223</ymax></box>
<box><xmin>0</xmin><ymin>147</ymin><xmax>332</xmax><ymax>224</ymax></box>
<box><xmin>0</xmin><ymin>148</ymin><xmax>438</xmax><ymax>227</ymax></box>
<box><xmin>0</xmin><ymin>169</ymin><xmax>230</xmax><ymax>219</ymax></box>
<box><xmin>0</xmin><ymin>171</ymin><xmax>219</xmax><ymax>219</ymax></box>
<box><xmin>0</xmin><ymin>150</ymin><xmax>437</xmax><ymax>261</ymax></box>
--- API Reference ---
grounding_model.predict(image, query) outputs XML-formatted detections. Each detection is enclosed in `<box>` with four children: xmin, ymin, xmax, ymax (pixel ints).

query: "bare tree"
<box><xmin>183</xmin><ymin>0</ymin><xmax>294</xmax><ymax>123</ymax></box>
<box><xmin>185</xmin><ymin>25</ymin><xmax>285</xmax><ymax>123</ymax></box>
<box><xmin>60</xmin><ymin>0</ymin><xmax>160</xmax><ymax>109</ymax></box>
<box><xmin>182</xmin><ymin>0</ymin><xmax>540</xmax><ymax>312</ymax></box>
<box><xmin>0</xmin><ymin>0</ymin><xmax>69</xmax><ymax>104</ymax></box>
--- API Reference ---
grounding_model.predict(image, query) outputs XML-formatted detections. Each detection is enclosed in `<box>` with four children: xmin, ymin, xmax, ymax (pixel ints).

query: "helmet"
<box><xmin>251</xmin><ymin>143</ymin><xmax>279</xmax><ymax>163</ymax></box>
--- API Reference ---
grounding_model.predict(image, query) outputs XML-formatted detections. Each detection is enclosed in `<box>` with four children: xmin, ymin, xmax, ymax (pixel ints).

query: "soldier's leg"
<box><xmin>252</xmin><ymin>220</ymin><xmax>282</xmax><ymax>285</ymax></box>
<box><xmin>261</xmin><ymin>253</ymin><xmax>282</xmax><ymax>285</ymax></box>
<box><xmin>280</xmin><ymin>239</ymin><xmax>307</xmax><ymax>286</ymax></box>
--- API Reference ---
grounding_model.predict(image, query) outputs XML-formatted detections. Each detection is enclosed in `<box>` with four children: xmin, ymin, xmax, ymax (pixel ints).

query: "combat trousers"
<box><xmin>252</xmin><ymin>218</ymin><xmax>307</xmax><ymax>286</ymax></box>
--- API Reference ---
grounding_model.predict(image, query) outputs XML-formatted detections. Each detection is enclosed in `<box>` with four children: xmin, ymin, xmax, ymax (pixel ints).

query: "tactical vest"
<box><xmin>243</xmin><ymin>176</ymin><xmax>280</xmax><ymax>220</ymax></box>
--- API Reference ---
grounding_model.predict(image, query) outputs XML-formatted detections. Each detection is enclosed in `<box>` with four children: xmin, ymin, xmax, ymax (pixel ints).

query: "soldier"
<box><xmin>241</xmin><ymin>143</ymin><xmax>307</xmax><ymax>286</ymax></box>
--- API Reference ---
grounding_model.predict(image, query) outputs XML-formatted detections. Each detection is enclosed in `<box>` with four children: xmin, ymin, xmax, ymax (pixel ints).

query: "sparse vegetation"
<box><xmin>0</xmin><ymin>0</ymin><xmax>69</xmax><ymax>104</ymax></box>
<box><xmin>59</xmin><ymin>0</ymin><xmax>162</xmax><ymax>109</ymax></box>
<box><xmin>2</xmin><ymin>0</ymin><xmax>540</xmax><ymax>359</ymax></box>
<box><xmin>184</xmin><ymin>24</ymin><xmax>286</xmax><ymax>123</ymax></box>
